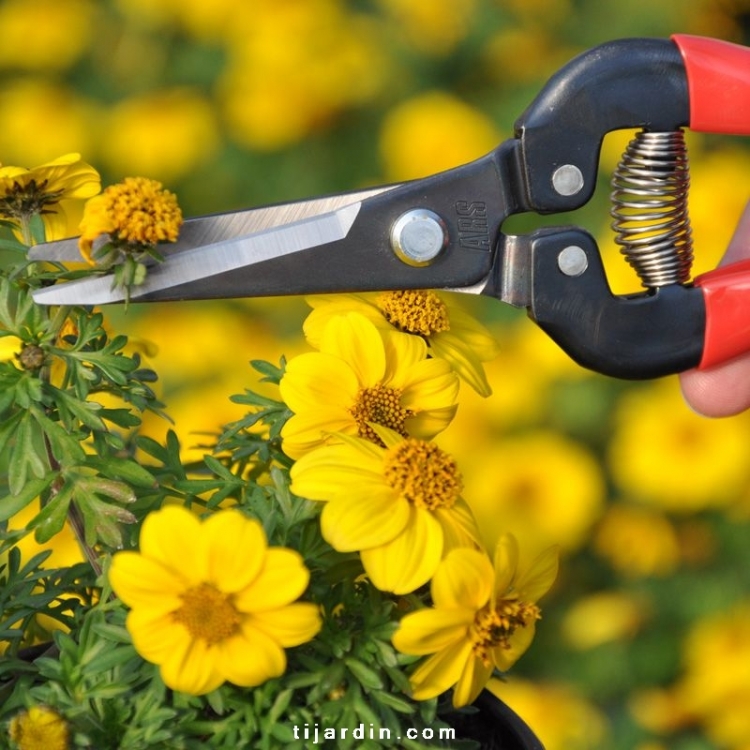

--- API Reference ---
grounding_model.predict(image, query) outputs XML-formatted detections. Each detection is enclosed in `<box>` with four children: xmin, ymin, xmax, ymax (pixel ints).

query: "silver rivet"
<box><xmin>390</xmin><ymin>209</ymin><xmax>448</xmax><ymax>266</ymax></box>
<box><xmin>552</xmin><ymin>164</ymin><xmax>584</xmax><ymax>196</ymax></box>
<box><xmin>558</xmin><ymin>245</ymin><xmax>588</xmax><ymax>276</ymax></box>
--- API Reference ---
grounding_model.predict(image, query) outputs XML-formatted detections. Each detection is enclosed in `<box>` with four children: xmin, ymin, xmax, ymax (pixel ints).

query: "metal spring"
<box><xmin>610</xmin><ymin>129</ymin><xmax>693</xmax><ymax>288</ymax></box>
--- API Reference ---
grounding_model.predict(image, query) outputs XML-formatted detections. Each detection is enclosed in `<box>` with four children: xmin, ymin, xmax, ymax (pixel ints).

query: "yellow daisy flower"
<box><xmin>279</xmin><ymin>311</ymin><xmax>459</xmax><ymax>459</ymax></box>
<box><xmin>108</xmin><ymin>505</ymin><xmax>321</xmax><ymax>696</ymax></box>
<box><xmin>392</xmin><ymin>534</ymin><xmax>558</xmax><ymax>707</ymax></box>
<box><xmin>78</xmin><ymin>176</ymin><xmax>182</xmax><ymax>263</ymax></box>
<box><xmin>0</xmin><ymin>152</ymin><xmax>100</xmax><ymax>243</ymax></box>
<box><xmin>290</xmin><ymin>425</ymin><xmax>480</xmax><ymax>594</ymax></box>
<box><xmin>304</xmin><ymin>291</ymin><xmax>499</xmax><ymax>396</ymax></box>
<box><xmin>9</xmin><ymin>705</ymin><xmax>69</xmax><ymax>750</ymax></box>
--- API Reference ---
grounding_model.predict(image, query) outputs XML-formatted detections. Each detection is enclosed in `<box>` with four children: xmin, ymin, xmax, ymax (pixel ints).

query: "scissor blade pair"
<box><xmin>31</xmin><ymin>196</ymin><xmax>381</xmax><ymax>306</ymax></box>
<box><xmin>27</xmin><ymin>186</ymin><xmax>395</xmax><ymax>264</ymax></box>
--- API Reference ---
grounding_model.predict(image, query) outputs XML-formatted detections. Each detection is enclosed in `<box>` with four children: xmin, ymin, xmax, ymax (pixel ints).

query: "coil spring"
<box><xmin>610</xmin><ymin>129</ymin><xmax>693</xmax><ymax>288</ymax></box>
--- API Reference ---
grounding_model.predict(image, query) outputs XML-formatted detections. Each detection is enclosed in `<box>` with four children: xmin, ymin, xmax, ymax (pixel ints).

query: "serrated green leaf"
<box><xmin>30</xmin><ymin>406</ymin><xmax>86</xmax><ymax>465</ymax></box>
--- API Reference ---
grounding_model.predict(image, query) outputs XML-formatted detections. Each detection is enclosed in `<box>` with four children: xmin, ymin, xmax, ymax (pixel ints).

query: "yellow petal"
<box><xmin>281</xmin><ymin>408</ymin><xmax>356</xmax><ymax>459</ymax></box>
<box><xmin>159</xmin><ymin>635</ymin><xmax>225</xmax><ymax>695</ymax></box>
<box><xmin>201</xmin><ymin>511</ymin><xmax>267</xmax><ymax>593</ymax></box>
<box><xmin>126</xmin><ymin>607</ymin><xmax>189</xmax><ymax>664</ymax></box>
<box><xmin>493</xmin><ymin>533</ymin><xmax>520</xmax><ymax>602</ymax></box>
<box><xmin>433</xmin><ymin>498</ymin><xmax>481</xmax><ymax>553</ymax></box>
<box><xmin>320</xmin><ymin>313</ymin><xmax>386</xmax><ymax>386</ymax></box>
<box><xmin>382</xmin><ymin>328</ymin><xmax>428</xmax><ymax>380</ymax></box>
<box><xmin>138</xmin><ymin>505</ymin><xmax>206</xmax><ymax>585</ymax></box>
<box><xmin>439</xmin><ymin>302</ymin><xmax>500</xmax><ymax>359</ymax></box>
<box><xmin>400</xmin><ymin>358</ymin><xmax>459</xmax><ymax>409</ymax></box>
<box><xmin>453</xmin><ymin>653</ymin><xmax>493</xmax><ymax>708</ymax></box>
<box><xmin>515</xmin><ymin>545</ymin><xmax>560</xmax><ymax>602</ymax></box>
<box><xmin>303</xmin><ymin>296</ymin><xmax>383</xmax><ymax>348</ymax></box>
<box><xmin>233</xmin><ymin>548</ymin><xmax>310</xmax><ymax>612</ymax></box>
<box><xmin>406</xmin><ymin>405</ymin><xmax>459</xmax><ymax>440</ymax></box>
<box><xmin>430</xmin><ymin>333</ymin><xmax>493</xmax><ymax>397</ymax></box>
<box><xmin>290</xmin><ymin>440</ymin><xmax>385</xmax><ymax>501</ymax></box>
<box><xmin>251</xmin><ymin>603</ymin><xmax>322</xmax><ymax>647</ymax></box>
<box><xmin>392</xmin><ymin>608</ymin><xmax>473</xmax><ymax>655</ymax></box>
<box><xmin>108</xmin><ymin>551</ymin><xmax>185</xmax><ymax>611</ymax></box>
<box><xmin>321</xmin><ymin>490</ymin><xmax>409</xmax><ymax>551</ymax></box>
<box><xmin>360</xmin><ymin>507</ymin><xmax>443</xmax><ymax>594</ymax></box>
<box><xmin>408</xmin><ymin>639</ymin><xmax>474</xmax><ymax>701</ymax></box>
<box><xmin>279</xmin><ymin>351</ymin><xmax>359</xmax><ymax>413</ymax></box>
<box><xmin>431</xmin><ymin>548</ymin><xmax>494</xmax><ymax>610</ymax></box>
<box><xmin>492</xmin><ymin>621</ymin><xmax>537</xmax><ymax>671</ymax></box>
<box><xmin>215</xmin><ymin>623</ymin><xmax>287</xmax><ymax>687</ymax></box>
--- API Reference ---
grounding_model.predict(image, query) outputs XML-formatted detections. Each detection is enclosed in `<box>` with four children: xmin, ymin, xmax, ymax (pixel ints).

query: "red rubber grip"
<box><xmin>672</xmin><ymin>34</ymin><xmax>750</xmax><ymax>135</ymax></box>
<box><xmin>695</xmin><ymin>259</ymin><xmax>750</xmax><ymax>369</ymax></box>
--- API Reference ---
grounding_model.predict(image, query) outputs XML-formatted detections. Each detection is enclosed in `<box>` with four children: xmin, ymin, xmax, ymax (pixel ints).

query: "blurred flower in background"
<box><xmin>2</xmin><ymin>1</ymin><xmax>750</xmax><ymax>747</ymax></box>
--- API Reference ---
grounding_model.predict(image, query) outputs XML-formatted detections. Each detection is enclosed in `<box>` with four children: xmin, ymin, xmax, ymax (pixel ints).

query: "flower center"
<box><xmin>470</xmin><ymin>599</ymin><xmax>542</xmax><ymax>666</ymax></box>
<box><xmin>376</xmin><ymin>290</ymin><xmax>451</xmax><ymax>337</ymax></box>
<box><xmin>87</xmin><ymin>176</ymin><xmax>183</xmax><ymax>249</ymax></box>
<box><xmin>383</xmin><ymin>439</ymin><xmax>462</xmax><ymax>510</ymax></box>
<box><xmin>0</xmin><ymin>178</ymin><xmax>63</xmax><ymax>219</ymax></box>
<box><xmin>172</xmin><ymin>582</ymin><xmax>241</xmax><ymax>645</ymax></box>
<box><xmin>350</xmin><ymin>384</ymin><xmax>412</xmax><ymax>443</ymax></box>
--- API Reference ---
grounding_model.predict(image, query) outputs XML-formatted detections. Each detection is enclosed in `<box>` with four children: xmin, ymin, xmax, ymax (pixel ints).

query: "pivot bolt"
<box><xmin>552</xmin><ymin>164</ymin><xmax>584</xmax><ymax>196</ymax></box>
<box><xmin>390</xmin><ymin>209</ymin><xmax>448</xmax><ymax>266</ymax></box>
<box><xmin>557</xmin><ymin>245</ymin><xmax>588</xmax><ymax>276</ymax></box>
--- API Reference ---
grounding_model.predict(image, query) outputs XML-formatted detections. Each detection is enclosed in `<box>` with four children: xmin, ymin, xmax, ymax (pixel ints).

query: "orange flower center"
<box><xmin>173</xmin><ymin>582</ymin><xmax>240</xmax><ymax>645</ymax></box>
<box><xmin>376</xmin><ymin>290</ymin><xmax>451</xmax><ymax>337</ymax></box>
<box><xmin>350</xmin><ymin>384</ymin><xmax>412</xmax><ymax>443</ymax></box>
<box><xmin>383</xmin><ymin>438</ymin><xmax>462</xmax><ymax>510</ymax></box>
<box><xmin>470</xmin><ymin>599</ymin><xmax>541</xmax><ymax>666</ymax></box>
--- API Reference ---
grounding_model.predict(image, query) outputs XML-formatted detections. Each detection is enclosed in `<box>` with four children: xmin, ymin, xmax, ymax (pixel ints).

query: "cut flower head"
<box><xmin>290</xmin><ymin>424</ymin><xmax>481</xmax><ymax>593</ymax></box>
<box><xmin>279</xmin><ymin>311</ymin><xmax>460</xmax><ymax>459</ymax></box>
<box><xmin>108</xmin><ymin>505</ymin><xmax>321</xmax><ymax>696</ymax></box>
<box><xmin>392</xmin><ymin>533</ymin><xmax>559</xmax><ymax>707</ymax></box>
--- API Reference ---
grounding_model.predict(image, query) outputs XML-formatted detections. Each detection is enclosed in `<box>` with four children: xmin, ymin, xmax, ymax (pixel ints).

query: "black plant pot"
<box><xmin>450</xmin><ymin>690</ymin><xmax>545</xmax><ymax>749</ymax></box>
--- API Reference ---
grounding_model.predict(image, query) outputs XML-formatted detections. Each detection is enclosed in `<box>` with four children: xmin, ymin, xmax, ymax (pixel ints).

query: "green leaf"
<box><xmin>85</xmin><ymin>456</ymin><xmax>156</xmax><ymax>488</ymax></box>
<box><xmin>50</xmin><ymin>386</ymin><xmax>106</xmax><ymax>431</ymax></box>
<box><xmin>345</xmin><ymin>657</ymin><xmax>384</xmax><ymax>690</ymax></box>
<box><xmin>30</xmin><ymin>482</ymin><xmax>74</xmax><ymax>543</ymax></box>
<box><xmin>0</xmin><ymin>473</ymin><xmax>56</xmax><ymax>522</ymax></box>
<box><xmin>30</xmin><ymin>405</ymin><xmax>86</xmax><ymax>465</ymax></box>
<box><xmin>8</xmin><ymin>412</ymin><xmax>48</xmax><ymax>495</ymax></box>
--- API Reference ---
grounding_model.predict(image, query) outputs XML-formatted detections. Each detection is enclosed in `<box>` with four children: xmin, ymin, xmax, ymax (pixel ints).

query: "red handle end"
<box><xmin>672</xmin><ymin>34</ymin><xmax>750</xmax><ymax>135</ymax></box>
<box><xmin>696</xmin><ymin>259</ymin><xmax>750</xmax><ymax>369</ymax></box>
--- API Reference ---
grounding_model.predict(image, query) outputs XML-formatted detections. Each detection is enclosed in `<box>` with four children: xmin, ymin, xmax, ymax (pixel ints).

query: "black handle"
<box><xmin>514</xmin><ymin>38</ymin><xmax>689</xmax><ymax>213</ymax></box>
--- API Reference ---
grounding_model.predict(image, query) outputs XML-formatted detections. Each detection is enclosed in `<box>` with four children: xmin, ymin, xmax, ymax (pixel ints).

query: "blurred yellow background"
<box><xmin>3</xmin><ymin>1</ymin><xmax>750</xmax><ymax>748</ymax></box>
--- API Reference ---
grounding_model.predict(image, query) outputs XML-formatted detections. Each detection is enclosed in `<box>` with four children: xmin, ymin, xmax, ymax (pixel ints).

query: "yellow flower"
<box><xmin>379</xmin><ymin>91</ymin><xmax>499</xmax><ymax>181</ymax></box>
<box><xmin>0</xmin><ymin>152</ymin><xmax>100</xmax><ymax>243</ymax></box>
<box><xmin>607</xmin><ymin>379</ymin><xmax>750</xmax><ymax>511</ymax></box>
<box><xmin>392</xmin><ymin>534</ymin><xmax>558</xmax><ymax>707</ymax></box>
<box><xmin>279</xmin><ymin>312</ymin><xmax>459</xmax><ymax>459</ymax></box>
<box><xmin>9</xmin><ymin>705</ymin><xmax>69</xmax><ymax>750</ymax></box>
<box><xmin>108</xmin><ymin>505</ymin><xmax>321</xmax><ymax>696</ymax></box>
<box><xmin>304</xmin><ymin>291</ymin><xmax>499</xmax><ymax>396</ymax></box>
<box><xmin>290</xmin><ymin>425</ymin><xmax>479</xmax><ymax>594</ymax></box>
<box><xmin>78</xmin><ymin>176</ymin><xmax>182</xmax><ymax>263</ymax></box>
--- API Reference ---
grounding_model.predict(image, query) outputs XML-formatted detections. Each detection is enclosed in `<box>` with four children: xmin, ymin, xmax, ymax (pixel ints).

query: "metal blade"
<box><xmin>27</xmin><ymin>186</ymin><xmax>395</xmax><ymax>262</ymax></box>
<box><xmin>31</xmin><ymin>200</ymin><xmax>367</xmax><ymax>305</ymax></box>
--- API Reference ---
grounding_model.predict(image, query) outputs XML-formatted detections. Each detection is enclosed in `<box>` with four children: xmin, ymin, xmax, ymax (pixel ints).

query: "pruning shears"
<box><xmin>30</xmin><ymin>34</ymin><xmax>750</xmax><ymax>380</ymax></box>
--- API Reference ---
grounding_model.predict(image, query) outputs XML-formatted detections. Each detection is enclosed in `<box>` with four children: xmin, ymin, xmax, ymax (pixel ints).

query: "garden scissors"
<box><xmin>30</xmin><ymin>34</ymin><xmax>750</xmax><ymax>380</ymax></box>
